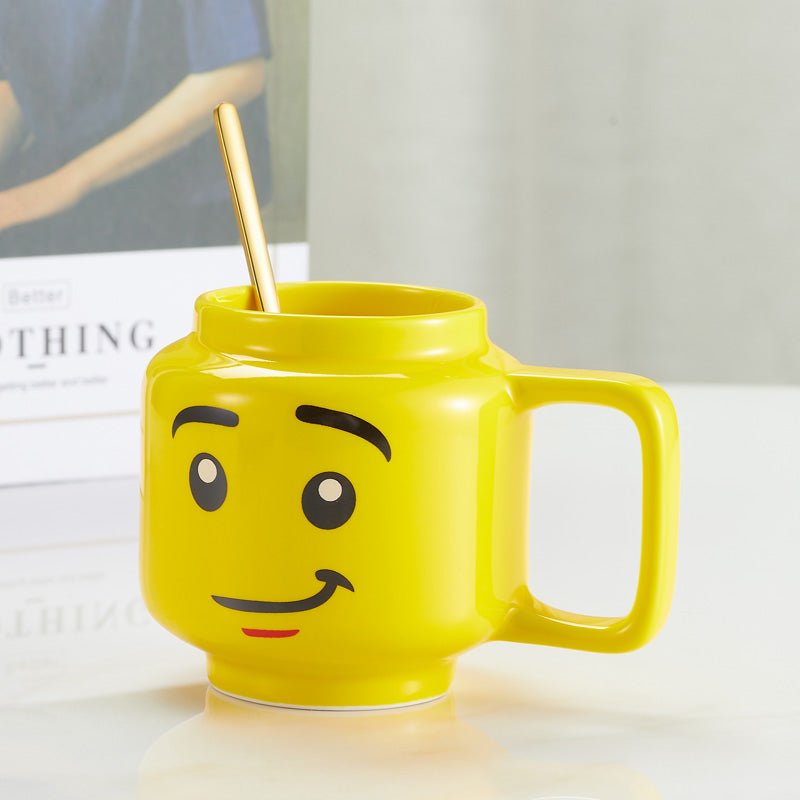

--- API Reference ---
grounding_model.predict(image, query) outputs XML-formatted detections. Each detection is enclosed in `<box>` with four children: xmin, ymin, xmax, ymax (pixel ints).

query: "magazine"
<box><xmin>0</xmin><ymin>1</ymin><xmax>309</xmax><ymax>485</ymax></box>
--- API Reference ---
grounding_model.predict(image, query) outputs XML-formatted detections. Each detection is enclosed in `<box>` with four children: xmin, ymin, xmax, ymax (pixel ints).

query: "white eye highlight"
<box><xmin>318</xmin><ymin>477</ymin><xmax>343</xmax><ymax>502</ymax></box>
<box><xmin>197</xmin><ymin>458</ymin><xmax>218</xmax><ymax>484</ymax></box>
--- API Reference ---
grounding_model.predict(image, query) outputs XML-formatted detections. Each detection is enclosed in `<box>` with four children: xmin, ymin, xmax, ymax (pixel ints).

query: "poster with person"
<box><xmin>0</xmin><ymin>1</ymin><xmax>309</xmax><ymax>484</ymax></box>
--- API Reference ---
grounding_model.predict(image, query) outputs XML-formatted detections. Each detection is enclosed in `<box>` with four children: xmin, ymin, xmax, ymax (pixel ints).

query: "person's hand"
<box><xmin>0</xmin><ymin>167</ymin><xmax>86</xmax><ymax>231</ymax></box>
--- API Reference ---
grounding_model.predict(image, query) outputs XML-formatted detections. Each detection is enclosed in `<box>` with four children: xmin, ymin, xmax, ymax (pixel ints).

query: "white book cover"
<box><xmin>0</xmin><ymin>1</ymin><xmax>309</xmax><ymax>486</ymax></box>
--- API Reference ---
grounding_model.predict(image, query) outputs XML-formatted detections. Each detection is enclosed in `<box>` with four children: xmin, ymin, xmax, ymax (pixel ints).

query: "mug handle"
<box><xmin>496</xmin><ymin>366</ymin><xmax>680</xmax><ymax>653</ymax></box>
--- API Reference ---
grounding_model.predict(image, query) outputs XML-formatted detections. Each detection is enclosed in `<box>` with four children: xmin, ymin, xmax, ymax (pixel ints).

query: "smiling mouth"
<box><xmin>211</xmin><ymin>569</ymin><xmax>354</xmax><ymax>616</ymax></box>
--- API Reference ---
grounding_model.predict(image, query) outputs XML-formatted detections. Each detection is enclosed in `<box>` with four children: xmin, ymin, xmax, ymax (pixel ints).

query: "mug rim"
<box><xmin>195</xmin><ymin>281</ymin><xmax>485</xmax><ymax>321</ymax></box>
<box><xmin>193</xmin><ymin>281</ymin><xmax>489</xmax><ymax>363</ymax></box>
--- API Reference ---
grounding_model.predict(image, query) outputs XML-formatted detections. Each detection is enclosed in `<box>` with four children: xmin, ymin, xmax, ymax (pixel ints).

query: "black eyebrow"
<box><xmin>296</xmin><ymin>405</ymin><xmax>391</xmax><ymax>462</ymax></box>
<box><xmin>172</xmin><ymin>406</ymin><xmax>239</xmax><ymax>438</ymax></box>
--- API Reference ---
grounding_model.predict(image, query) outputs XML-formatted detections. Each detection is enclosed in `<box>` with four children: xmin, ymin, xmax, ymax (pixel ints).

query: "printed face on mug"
<box><xmin>168</xmin><ymin>402</ymin><xmax>396</xmax><ymax>638</ymax></box>
<box><xmin>144</xmin><ymin>373</ymin><xmax>516</xmax><ymax>666</ymax></box>
<box><xmin>141</xmin><ymin>282</ymin><xmax>679</xmax><ymax>708</ymax></box>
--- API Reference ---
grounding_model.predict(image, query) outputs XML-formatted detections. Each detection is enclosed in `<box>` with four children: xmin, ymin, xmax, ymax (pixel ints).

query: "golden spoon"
<box><xmin>213</xmin><ymin>102</ymin><xmax>280</xmax><ymax>313</ymax></box>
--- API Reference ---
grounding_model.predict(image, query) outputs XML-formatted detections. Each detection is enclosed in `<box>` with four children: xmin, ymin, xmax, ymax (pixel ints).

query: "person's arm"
<box><xmin>0</xmin><ymin>58</ymin><xmax>265</xmax><ymax>232</ymax></box>
<box><xmin>0</xmin><ymin>80</ymin><xmax>25</xmax><ymax>165</ymax></box>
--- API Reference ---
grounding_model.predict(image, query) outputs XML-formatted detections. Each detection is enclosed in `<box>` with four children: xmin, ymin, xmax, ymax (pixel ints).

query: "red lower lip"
<box><xmin>242</xmin><ymin>628</ymin><xmax>300</xmax><ymax>638</ymax></box>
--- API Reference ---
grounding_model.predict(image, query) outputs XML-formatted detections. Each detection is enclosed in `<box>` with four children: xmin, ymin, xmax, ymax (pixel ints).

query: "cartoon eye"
<box><xmin>302</xmin><ymin>471</ymin><xmax>356</xmax><ymax>529</ymax></box>
<box><xmin>189</xmin><ymin>452</ymin><xmax>227</xmax><ymax>512</ymax></box>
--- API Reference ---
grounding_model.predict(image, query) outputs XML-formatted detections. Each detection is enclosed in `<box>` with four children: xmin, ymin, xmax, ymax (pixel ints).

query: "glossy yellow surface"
<box><xmin>141</xmin><ymin>282</ymin><xmax>679</xmax><ymax>708</ymax></box>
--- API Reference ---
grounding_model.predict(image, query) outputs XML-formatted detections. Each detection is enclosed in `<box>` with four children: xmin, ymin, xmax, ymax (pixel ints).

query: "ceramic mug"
<box><xmin>141</xmin><ymin>282</ymin><xmax>679</xmax><ymax>709</ymax></box>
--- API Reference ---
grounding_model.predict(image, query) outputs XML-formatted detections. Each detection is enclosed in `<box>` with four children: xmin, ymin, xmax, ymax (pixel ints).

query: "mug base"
<box><xmin>210</xmin><ymin>684</ymin><xmax>448</xmax><ymax>712</ymax></box>
<box><xmin>207</xmin><ymin>657</ymin><xmax>454</xmax><ymax>710</ymax></box>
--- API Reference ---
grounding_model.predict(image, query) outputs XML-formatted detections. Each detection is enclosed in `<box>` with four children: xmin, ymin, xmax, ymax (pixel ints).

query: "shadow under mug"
<box><xmin>140</xmin><ymin>281</ymin><xmax>679</xmax><ymax>708</ymax></box>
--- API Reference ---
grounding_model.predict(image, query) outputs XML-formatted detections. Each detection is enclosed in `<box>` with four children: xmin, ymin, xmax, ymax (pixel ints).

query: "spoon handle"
<box><xmin>214</xmin><ymin>102</ymin><xmax>280</xmax><ymax>313</ymax></box>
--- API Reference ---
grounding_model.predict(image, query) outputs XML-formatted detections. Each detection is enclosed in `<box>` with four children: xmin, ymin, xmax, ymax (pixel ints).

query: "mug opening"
<box><xmin>195</xmin><ymin>282</ymin><xmax>489</xmax><ymax>363</ymax></box>
<box><xmin>208</xmin><ymin>282</ymin><xmax>480</xmax><ymax>319</ymax></box>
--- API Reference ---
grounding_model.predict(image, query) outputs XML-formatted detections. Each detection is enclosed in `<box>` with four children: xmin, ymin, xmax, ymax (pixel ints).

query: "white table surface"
<box><xmin>1</xmin><ymin>384</ymin><xmax>797</xmax><ymax>799</ymax></box>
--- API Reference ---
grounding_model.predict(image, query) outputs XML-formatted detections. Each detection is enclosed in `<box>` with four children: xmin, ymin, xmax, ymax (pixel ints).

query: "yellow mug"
<box><xmin>141</xmin><ymin>282</ymin><xmax>679</xmax><ymax>709</ymax></box>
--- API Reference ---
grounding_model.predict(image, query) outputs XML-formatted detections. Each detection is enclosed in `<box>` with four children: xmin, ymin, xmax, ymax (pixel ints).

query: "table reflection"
<box><xmin>139</xmin><ymin>688</ymin><xmax>660</xmax><ymax>800</ymax></box>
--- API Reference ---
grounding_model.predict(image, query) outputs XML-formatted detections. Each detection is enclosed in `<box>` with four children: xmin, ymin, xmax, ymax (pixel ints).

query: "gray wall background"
<box><xmin>307</xmin><ymin>1</ymin><xmax>800</xmax><ymax>383</ymax></box>
<box><xmin>262</xmin><ymin>0</ymin><xmax>308</xmax><ymax>243</ymax></box>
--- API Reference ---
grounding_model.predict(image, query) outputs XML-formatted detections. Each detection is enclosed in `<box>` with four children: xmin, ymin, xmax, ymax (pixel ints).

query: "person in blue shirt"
<box><xmin>0</xmin><ymin>1</ymin><xmax>271</xmax><ymax>257</ymax></box>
